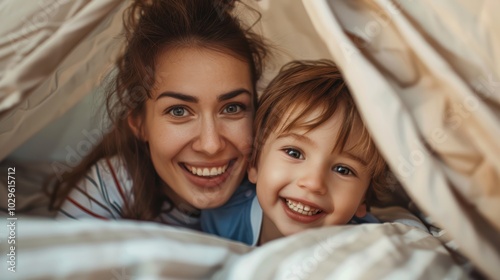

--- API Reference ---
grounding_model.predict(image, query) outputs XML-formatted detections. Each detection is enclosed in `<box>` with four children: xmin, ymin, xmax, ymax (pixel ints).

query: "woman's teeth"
<box><xmin>285</xmin><ymin>199</ymin><xmax>322</xmax><ymax>216</ymax></box>
<box><xmin>185</xmin><ymin>164</ymin><xmax>228</xmax><ymax>177</ymax></box>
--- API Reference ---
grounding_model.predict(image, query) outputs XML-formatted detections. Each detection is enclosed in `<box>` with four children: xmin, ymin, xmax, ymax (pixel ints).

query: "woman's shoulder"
<box><xmin>77</xmin><ymin>156</ymin><xmax>134</xmax><ymax>201</ymax></box>
<box><xmin>56</xmin><ymin>156</ymin><xmax>133</xmax><ymax>220</ymax></box>
<box><xmin>93</xmin><ymin>156</ymin><xmax>131</xmax><ymax>181</ymax></box>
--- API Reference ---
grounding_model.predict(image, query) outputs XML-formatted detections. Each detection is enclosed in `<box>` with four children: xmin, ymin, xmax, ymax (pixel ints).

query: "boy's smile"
<box><xmin>281</xmin><ymin>197</ymin><xmax>326</xmax><ymax>223</ymax></box>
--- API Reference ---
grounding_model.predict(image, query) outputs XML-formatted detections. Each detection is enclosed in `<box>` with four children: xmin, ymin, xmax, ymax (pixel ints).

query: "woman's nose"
<box><xmin>192</xmin><ymin>116</ymin><xmax>226</xmax><ymax>155</ymax></box>
<box><xmin>296</xmin><ymin>167</ymin><xmax>328</xmax><ymax>195</ymax></box>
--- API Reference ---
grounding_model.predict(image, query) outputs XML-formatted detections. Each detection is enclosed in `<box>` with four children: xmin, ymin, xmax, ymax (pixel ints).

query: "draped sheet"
<box><xmin>0</xmin><ymin>0</ymin><xmax>127</xmax><ymax>161</ymax></box>
<box><xmin>302</xmin><ymin>0</ymin><xmax>500</xmax><ymax>278</ymax></box>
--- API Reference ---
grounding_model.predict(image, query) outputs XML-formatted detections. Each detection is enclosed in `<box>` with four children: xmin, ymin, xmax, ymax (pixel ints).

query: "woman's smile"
<box><xmin>180</xmin><ymin>159</ymin><xmax>236</xmax><ymax>188</ymax></box>
<box><xmin>183</xmin><ymin>162</ymin><xmax>230</xmax><ymax>177</ymax></box>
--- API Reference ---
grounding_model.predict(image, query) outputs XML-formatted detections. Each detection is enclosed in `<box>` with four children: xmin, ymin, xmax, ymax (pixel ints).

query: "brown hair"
<box><xmin>250</xmin><ymin>60</ymin><xmax>387</xmax><ymax>207</ymax></box>
<box><xmin>49</xmin><ymin>0</ymin><xmax>269</xmax><ymax>220</ymax></box>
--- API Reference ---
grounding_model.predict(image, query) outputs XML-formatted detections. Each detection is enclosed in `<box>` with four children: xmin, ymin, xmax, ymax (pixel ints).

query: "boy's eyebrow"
<box><xmin>277</xmin><ymin>133</ymin><xmax>315</xmax><ymax>146</ymax></box>
<box><xmin>156</xmin><ymin>89</ymin><xmax>251</xmax><ymax>102</ymax></box>
<box><xmin>343</xmin><ymin>151</ymin><xmax>368</xmax><ymax>166</ymax></box>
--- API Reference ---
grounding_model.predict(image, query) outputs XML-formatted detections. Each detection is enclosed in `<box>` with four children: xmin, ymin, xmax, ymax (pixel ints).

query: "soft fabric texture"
<box><xmin>0</xmin><ymin>0</ymin><xmax>128</xmax><ymax>161</ymax></box>
<box><xmin>1</xmin><ymin>219</ymin><xmax>466</xmax><ymax>279</ymax></box>
<box><xmin>302</xmin><ymin>0</ymin><xmax>500</xmax><ymax>278</ymax></box>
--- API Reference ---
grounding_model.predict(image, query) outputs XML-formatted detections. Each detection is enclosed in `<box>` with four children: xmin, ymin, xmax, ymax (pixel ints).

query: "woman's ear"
<box><xmin>127</xmin><ymin>113</ymin><xmax>146</xmax><ymax>141</ymax></box>
<box><xmin>248</xmin><ymin>166</ymin><xmax>258</xmax><ymax>184</ymax></box>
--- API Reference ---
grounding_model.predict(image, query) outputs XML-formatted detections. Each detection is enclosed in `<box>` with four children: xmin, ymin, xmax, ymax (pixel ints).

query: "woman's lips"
<box><xmin>184</xmin><ymin>163</ymin><xmax>229</xmax><ymax>176</ymax></box>
<box><xmin>180</xmin><ymin>160</ymin><xmax>235</xmax><ymax>188</ymax></box>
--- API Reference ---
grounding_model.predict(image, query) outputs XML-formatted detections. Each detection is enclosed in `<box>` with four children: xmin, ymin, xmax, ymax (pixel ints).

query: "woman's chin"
<box><xmin>189</xmin><ymin>194</ymin><xmax>228</xmax><ymax>209</ymax></box>
<box><xmin>183</xmin><ymin>184</ymin><xmax>225</xmax><ymax>209</ymax></box>
<box><xmin>180</xmin><ymin>160</ymin><xmax>246</xmax><ymax>209</ymax></box>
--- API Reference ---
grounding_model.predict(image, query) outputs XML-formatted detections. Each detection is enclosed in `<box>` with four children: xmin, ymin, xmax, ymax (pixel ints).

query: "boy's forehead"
<box><xmin>274</xmin><ymin>105</ymin><xmax>324</xmax><ymax>131</ymax></box>
<box><xmin>273</xmin><ymin>103</ymin><xmax>345</xmax><ymax>133</ymax></box>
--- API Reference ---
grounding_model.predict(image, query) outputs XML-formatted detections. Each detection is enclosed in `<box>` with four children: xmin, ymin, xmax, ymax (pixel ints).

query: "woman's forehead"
<box><xmin>151</xmin><ymin>47</ymin><xmax>253</xmax><ymax>98</ymax></box>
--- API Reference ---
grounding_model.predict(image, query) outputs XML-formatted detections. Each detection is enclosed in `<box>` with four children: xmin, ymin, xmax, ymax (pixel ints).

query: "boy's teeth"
<box><xmin>187</xmin><ymin>164</ymin><xmax>229</xmax><ymax>177</ymax></box>
<box><xmin>285</xmin><ymin>199</ymin><xmax>321</xmax><ymax>216</ymax></box>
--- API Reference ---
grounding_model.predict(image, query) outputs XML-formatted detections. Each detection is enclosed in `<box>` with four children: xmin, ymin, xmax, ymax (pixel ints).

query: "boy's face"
<box><xmin>249</xmin><ymin>108</ymin><xmax>372</xmax><ymax>238</ymax></box>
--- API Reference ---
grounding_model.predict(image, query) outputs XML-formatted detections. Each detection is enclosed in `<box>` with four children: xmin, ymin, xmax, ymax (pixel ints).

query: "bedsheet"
<box><xmin>0</xmin><ymin>219</ymin><xmax>467</xmax><ymax>280</ymax></box>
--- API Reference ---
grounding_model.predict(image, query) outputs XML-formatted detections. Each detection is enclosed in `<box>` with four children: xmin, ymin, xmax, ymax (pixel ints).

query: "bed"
<box><xmin>1</xmin><ymin>0</ymin><xmax>499</xmax><ymax>279</ymax></box>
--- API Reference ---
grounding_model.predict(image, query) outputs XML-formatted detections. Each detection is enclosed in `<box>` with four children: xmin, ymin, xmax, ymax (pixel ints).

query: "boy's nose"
<box><xmin>192</xmin><ymin>117</ymin><xmax>226</xmax><ymax>155</ymax></box>
<box><xmin>296</xmin><ymin>168</ymin><xmax>328</xmax><ymax>195</ymax></box>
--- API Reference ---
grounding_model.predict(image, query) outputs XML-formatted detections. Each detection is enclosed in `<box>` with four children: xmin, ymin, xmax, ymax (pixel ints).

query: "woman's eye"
<box><xmin>167</xmin><ymin>106</ymin><xmax>188</xmax><ymax>117</ymax></box>
<box><xmin>333</xmin><ymin>165</ymin><xmax>353</xmax><ymax>176</ymax></box>
<box><xmin>284</xmin><ymin>148</ymin><xmax>303</xmax><ymax>159</ymax></box>
<box><xmin>223</xmin><ymin>104</ymin><xmax>245</xmax><ymax>114</ymax></box>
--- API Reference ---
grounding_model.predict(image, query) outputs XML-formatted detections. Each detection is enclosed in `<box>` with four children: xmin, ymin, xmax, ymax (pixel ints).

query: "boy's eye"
<box><xmin>333</xmin><ymin>165</ymin><xmax>353</xmax><ymax>176</ymax></box>
<box><xmin>222</xmin><ymin>104</ymin><xmax>245</xmax><ymax>114</ymax></box>
<box><xmin>284</xmin><ymin>148</ymin><xmax>303</xmax><ymax>159</ymax></box>
<box><xmin>167</xmin><ymin>106</ymin><xmax>188</xmax><ymax>117</ymax></box>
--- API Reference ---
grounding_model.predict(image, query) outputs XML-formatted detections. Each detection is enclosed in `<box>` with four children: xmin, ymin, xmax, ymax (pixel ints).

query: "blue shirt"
<box><xmin>201</xmin><ymin>179</ymin><xmax>262</xmax><ymax>246</ymax></box>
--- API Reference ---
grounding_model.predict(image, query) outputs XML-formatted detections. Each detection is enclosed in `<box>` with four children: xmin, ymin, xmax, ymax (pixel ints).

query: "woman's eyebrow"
<box><xmin>155</xmin><ymin>89</ymin><xmax>251</xmax><ymax>102</ymax></box>
<box><xmin>156</xmin><ymin>92</ymin><xmax>198</xmax><ymax>102</ymax></box>
<box><xmin>218</xmin><ymin>89</ymin><xmax>252</xmax><ymax>101</ymax></box>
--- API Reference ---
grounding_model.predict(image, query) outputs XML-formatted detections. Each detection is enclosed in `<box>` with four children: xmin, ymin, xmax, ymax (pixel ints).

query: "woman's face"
<box><xmin>131</xmin><ymin>47</ymin><xmax>254</xmax><ymax>209</ymax></box>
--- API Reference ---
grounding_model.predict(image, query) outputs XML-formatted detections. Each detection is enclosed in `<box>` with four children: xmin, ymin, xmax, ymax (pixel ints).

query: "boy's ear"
<box><xmin>127</xmin><ymin>113</ymin><xmax>146</xmax><ymax>141</ymax></box>
<box><xmin>354</xmin><ymin>201</ymin><xmax>367</xmax><ymax>218</ymax></box>
<box><xmin>248</xmin><ymin>166</ymin><xmax>258</xmax><ymax>184</ymax></box>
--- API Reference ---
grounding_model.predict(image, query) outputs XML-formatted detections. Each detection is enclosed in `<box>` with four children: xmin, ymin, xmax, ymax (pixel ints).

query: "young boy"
<box><xmin>201</xmin><ymin>60</ymin><xmax>388</xmax><ymax>246</ymax></box>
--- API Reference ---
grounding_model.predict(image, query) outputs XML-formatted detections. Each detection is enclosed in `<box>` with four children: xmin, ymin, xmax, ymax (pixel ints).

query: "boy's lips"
<box><xmin>284</xmin><ymin>198</ymin><xmax>323</xmax><ymax>215</ymax></box>
<box><xmin>280</xmin><ymin>197</ymin><xmax>326</xmax><ymax>223</ymax></box>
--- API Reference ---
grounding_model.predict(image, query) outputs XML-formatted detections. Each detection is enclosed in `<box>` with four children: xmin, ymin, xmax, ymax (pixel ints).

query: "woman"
<box><xmin>50</xmin><ymin>0</ymin><xmax>268</xmax><ymax>229</ymax></box>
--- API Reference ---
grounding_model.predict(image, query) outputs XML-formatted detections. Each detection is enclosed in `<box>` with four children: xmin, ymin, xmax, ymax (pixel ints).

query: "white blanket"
<box><xmin>1</xmin><ymin>219</ymin><xmax>466</xmax><ymax>280</ymax></box>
